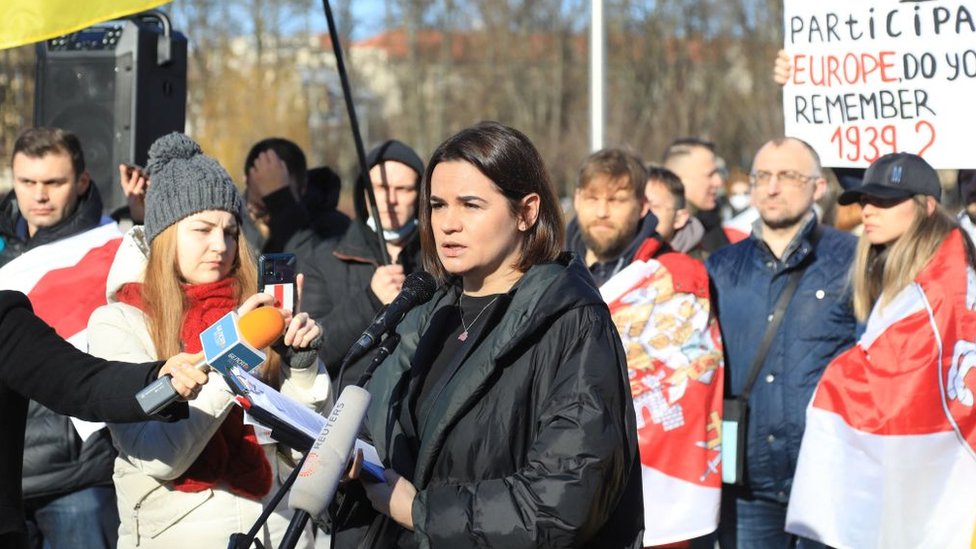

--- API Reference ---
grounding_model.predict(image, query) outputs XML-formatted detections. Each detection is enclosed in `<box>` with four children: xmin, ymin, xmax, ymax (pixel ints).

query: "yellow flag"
<box><xmin>0</xmin><ymin>0</ymin><xmax>171</xmax><ymax>50</ymax></box>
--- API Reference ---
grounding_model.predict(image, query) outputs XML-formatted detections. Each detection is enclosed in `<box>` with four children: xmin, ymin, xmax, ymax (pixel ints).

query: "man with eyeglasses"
<box><xmin>705</xmin><ymin>137</ymin><xmax>858</xmax><ymax>549</ymax></box>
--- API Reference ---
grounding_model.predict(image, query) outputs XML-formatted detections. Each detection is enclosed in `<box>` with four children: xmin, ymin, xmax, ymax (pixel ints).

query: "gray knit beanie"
<box><xmin>144</xmin><ymin>132</ymin><xmax>243</xmax><ymax>244</ymax></box>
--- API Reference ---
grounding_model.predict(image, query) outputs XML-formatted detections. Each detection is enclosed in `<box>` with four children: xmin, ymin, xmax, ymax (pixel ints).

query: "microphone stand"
<box><xmin>276</xmin><ymin>510</ymin><xmax>311</xmax><ymax>549</ymax></box>
<box><xmin>227</xmin><ymin>454</ymin><xmax>308</xmax><ymax>549</ymax></box>
<box><xmin>231</xmin><ymin>332</ymin><xmax>400</xmax><ymax>548</ymax></box>
<box><xmin>355</xmin><ymin>333</ymin><xmax>400</xmax><ymax>388</ymax></box>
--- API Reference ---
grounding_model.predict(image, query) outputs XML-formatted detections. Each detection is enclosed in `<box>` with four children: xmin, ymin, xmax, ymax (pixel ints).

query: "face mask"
<box><xmin>366</xmin><ymin>216</ymin><xmax>418</xmax><ymax>244</ymax></box>
<box><xmin>729</xmin><ymin>194</ymin><xmax>751</xmax><ymax>212</ymax></box>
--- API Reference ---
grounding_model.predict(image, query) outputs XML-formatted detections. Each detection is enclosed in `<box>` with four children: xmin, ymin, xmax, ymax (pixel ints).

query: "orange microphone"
<box><xmin>237</xmin><ymin>306</ymin><xmax>285</xmax><ymax>349</ymax></box>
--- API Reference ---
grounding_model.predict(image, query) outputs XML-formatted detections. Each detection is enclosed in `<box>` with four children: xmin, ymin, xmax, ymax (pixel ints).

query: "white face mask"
<box><xmin>729</xmin><ymin>194</ymin><xmax>752</xmax><ymax>212</ymax></box>
<box><xmin>366</xmin><ymin>216</ymin><xmax>418</xmax><ymax>244</ymax></box>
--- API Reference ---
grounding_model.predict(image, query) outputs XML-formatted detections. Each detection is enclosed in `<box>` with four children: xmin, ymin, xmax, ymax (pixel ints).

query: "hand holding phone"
<box><xmin>118</xmin><ymin>163</ymin><xmax>149</xmax><ymax>223</ymax></box>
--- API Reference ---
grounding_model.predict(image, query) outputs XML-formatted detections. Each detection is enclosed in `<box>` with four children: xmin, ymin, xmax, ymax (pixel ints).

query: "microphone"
<box><xmin>342</xmin><ymin>271</ymin><xmax>436</xmax><ymax>367</ymax></box>
<box><xmin>136</xmin><ymin>307</ymin><xmax>285</xmax><ymax>415</ymax></box>
<box><xmin>281</xmin><ymin>386</ymin><xmax>372</xmax><ymax>549</ymax></box>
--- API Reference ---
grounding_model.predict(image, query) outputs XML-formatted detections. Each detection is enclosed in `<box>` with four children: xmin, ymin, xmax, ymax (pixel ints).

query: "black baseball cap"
<box><xmin>838</xmin><ymin>153</ymin><xmax>941</xmax><ymax>205</ymax></box>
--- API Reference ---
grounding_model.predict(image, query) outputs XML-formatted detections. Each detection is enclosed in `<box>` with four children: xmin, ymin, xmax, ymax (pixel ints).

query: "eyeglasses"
<box><xmin>749</xmin><ymin>170</ymin><xmax>818</xmax><ymax>190</ymax></box>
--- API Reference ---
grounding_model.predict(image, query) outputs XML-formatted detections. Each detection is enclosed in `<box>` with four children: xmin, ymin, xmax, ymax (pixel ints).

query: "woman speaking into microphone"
<box><xmin>336</xmin><ymin>121</ymin><xmax>642</xmax><ymax>548</ymax></box>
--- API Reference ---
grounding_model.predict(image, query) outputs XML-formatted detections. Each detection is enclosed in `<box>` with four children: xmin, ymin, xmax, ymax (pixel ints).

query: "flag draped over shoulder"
<box><xmin>0</xmin><ymin>223</ymin><xmax>122</xmax><ymax>349</ymax></box>
<box><xmin>722</xmin><ymin>206</ymin><xmax>758</xmax><ymax>245</ymax></box>
<box><xmin>786</xmin><ymin>230</ymin><xmax>976</xmax><ymax>549</ymax></box>
<box><xmin>0</xmin><ymin>0</ymin><xmax>170</xmax><ymax>50</ymax></box>
<box><xmin>601</xmin><ymin>243</ymin><xmax>724</xmax><ymax>546</ymax></box>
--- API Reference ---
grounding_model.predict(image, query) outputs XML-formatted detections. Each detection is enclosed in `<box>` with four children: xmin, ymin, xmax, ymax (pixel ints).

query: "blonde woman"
<box><xmin>87</xmin><ymin>133</ymin><xmax>330</xmax><ymax>548</ymax></box>
<box><xmin>788</xmin><ymin>153</ymin><xmax>976</xmax><ymax>549</ymax></box>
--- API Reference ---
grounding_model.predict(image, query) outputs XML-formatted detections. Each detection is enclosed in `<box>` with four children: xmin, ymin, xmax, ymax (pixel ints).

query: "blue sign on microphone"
<box><xmin>199</xmin><ymin>311</ymin><xmax>266</xmax><ymax>375</ymax></box>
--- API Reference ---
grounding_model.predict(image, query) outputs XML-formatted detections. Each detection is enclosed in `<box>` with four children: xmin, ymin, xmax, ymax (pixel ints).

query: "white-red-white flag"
<box><xmin>722</xmin><ymin>207</ymin><xmax>758</xmax><ymax>245</ymax></box>
<box><xmin>0</xmin><ymin>223</ymin><xmax>122</xmax><ymax>347</ymax></box>
<box><xmin>601</xmin><ymin>242</ymin><xmax>724</xmax><ymax>546</ymax></box>
<box><xmin>0</xmin><ymin>222</ymin><xmax>123</xmax><ymax>439</ymax></box>
<box><xmin>261</xmin><ymin>283</ymin><xmax>295</xmax><ymax>314</ymax></box>
<box><xmin>786</xmin><ymin>230</ymin><xmax>976</xmax><ymax>549</ymax></box>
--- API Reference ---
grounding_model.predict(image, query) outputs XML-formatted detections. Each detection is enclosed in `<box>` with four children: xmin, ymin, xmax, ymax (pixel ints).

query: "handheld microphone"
<box><xmin>288</xmin><ymin>385</ymin><xmax>372</xmax><ymax>516</ymax></box>
<box><xmin>343</xmin><ymin>271</ymin><xmax>436</xmax><ymax>366</ymax></box>
<box><xmin>278</xmin><ymin>386</ymin><xmax>372</xmax><ymax>549</ymax></box>
<box><xmin>136</xmin><ymin>307</ymin><xmax>285</xmax><ymax>415</ymax></box>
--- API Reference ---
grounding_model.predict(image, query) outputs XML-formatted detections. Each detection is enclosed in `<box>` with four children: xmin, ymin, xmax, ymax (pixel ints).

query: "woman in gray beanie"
<box><xmin>86</xmin><ymin>133</ymin><xmax>331</xmax><ymax>548</ymax></box>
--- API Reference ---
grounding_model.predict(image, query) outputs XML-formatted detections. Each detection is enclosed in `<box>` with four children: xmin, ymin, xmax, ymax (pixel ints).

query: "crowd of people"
<box><xmin>0</xmin><ymin>106</ymin><xmax>973</xmax><ymax>549</ymax></box>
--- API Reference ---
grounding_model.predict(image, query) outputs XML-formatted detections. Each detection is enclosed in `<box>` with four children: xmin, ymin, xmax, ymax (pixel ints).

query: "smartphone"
<box><xmin>258</xmin><ymin>253</ymin><xmax>297</xmax><ymax>313</ymax></box>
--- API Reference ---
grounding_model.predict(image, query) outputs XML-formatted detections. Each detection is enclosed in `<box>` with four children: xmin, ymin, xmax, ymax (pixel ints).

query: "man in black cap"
<box><xmin>301</xmin><ymin>140</ymin><xmax>425</xmax><ymax>392</ymax></box>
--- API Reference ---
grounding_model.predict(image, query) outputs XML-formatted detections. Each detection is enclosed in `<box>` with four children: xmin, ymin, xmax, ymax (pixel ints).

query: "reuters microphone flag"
<box><xmin>787</xmin><ymin>230</ymin><xmax>976</xmax><ymax>549</ymax></box>
<box><xmin>600</xmin><ymin>241</ymin><xmax>724</xmax><ymax>546</ymax></box>
<box><xmin>0</xmin><ymin>0</ymin><xmax>170</xmax><ymax>50</ymax></box>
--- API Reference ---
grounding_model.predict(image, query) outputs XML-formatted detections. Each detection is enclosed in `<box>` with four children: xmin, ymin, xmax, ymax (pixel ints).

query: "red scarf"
<box><xmin>117</xmin><ymin>279</ymin><xmax>273</xmax><ymax>500</ymax></box>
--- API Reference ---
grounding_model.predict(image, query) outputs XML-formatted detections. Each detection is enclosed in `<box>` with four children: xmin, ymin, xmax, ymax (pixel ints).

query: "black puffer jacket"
<box><xmin>0</xmin><ymin>291</ymin><xmax>183</xmax><ymax>547</ymax></box>
<box><xmin>301</xmin><ymin>142</ymin><xmax>423</xmax><ymax>392</ymax></box>
<box><xmin>335</xmin><ymin>254</ymin><xmax>644</xmax><ymax>548</ymax></box>
<box><xmin>0</xmin><ymin>186</ymin><xmax>118</xmax><ymax>499</ymax></box>
<box><xmin>0</xmin><ymin>183</ymin><xmax>103</xmax><ymax>266</ymax></box>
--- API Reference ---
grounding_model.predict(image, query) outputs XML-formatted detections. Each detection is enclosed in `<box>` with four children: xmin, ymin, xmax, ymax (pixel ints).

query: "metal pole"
<box><xmin>589</xmin><ymin>0</ymin><xmax>605</xmax><ymax>152</ymax></box>
<box><xmin>321</xmin><ymin>0</ymin><xmax>391</xmax><ymax>264</ymax></box>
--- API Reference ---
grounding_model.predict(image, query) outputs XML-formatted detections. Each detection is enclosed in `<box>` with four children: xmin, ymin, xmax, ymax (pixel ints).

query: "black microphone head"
<box><xmin>402</xmin><ymin>271</ymin><xmax>436</xmax><ymax>304</ymax></box>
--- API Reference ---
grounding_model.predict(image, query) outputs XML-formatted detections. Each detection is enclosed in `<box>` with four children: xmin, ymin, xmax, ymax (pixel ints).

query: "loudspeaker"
<box><xmin>34</xmin><ymin>11</ymin><xmax>187</xmax><ymax>213</ymax></box>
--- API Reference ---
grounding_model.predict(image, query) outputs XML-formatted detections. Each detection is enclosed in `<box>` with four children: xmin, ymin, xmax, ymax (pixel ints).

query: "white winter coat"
<box><xmin>87</xmin><ymin>227</ymin><xmax>331</xmax><ymax>548</ymax></box>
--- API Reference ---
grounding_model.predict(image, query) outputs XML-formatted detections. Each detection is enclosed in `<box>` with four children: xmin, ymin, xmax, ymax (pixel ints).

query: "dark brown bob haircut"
<box><xmin>419</xmin><ymin>121</ymin><xmax>564</xmax><ymax>280</ymax></box>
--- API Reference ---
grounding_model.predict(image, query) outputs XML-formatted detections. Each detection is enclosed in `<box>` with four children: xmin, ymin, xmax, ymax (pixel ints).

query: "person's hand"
<box><xmin>247</xmin><ymin>149</ymin><xmax>290</xmax><ymax>198</ymax></box>
<box><xmin>370</xmin><ymin>265</ymin><xmax>406</xmax><ymax>305</ymax></box>
<box><xmin>363</xmin><ymin>469</ymin><xmax>417</xmax><ymax>531</ymax></box>
<box><xmin>773</xmin><ymin>49</ymin><xmax>792</xmax><ymax>86</ymax></box>
<box><xmin>238</xmin><ymin>292</ymin><xmax>275</xmax><ymax>317</ymax></box>
<box><xmin>119</xmin><ymin>164</ymin><xmax>149</xmax><ymax>223</ymax></box>
<box><xmin>282</xmin><ymin>274</ymin><xmax>320</xmax><ymax>347</ymax></box>
<box><xmin>283</xmin><ymin>312</ymin><xmax>319</xmax><ymax>348</ymax></box>
<box><xmin>342</xmin><ymin>449</ymin><xmax>364</xmax><ymax>483</ymax></box>
<box><xmin>158</xmin><ymin>352</ymin><xmax>207</xmax><ymax>400</ymax></box>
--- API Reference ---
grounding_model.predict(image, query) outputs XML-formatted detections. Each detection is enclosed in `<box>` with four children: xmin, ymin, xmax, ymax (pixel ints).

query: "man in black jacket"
<box><xmin>301</xmin><ymin>140</ymin><xmax>425</xmax><ymax>392</ymax></box>
<box><xmin>0</xmin><ymin>290</ymin><xmax>205</xmax><ymax>549</ymax></box>
<box><xmin>0</xmin><ymin>127</ymin><xmax>124</xmax><ymax>549</ymax></box>
<box><xmin>662</xmin><ymin>137</ymin><xmax>730</xmax><ymax>258</ymax></box>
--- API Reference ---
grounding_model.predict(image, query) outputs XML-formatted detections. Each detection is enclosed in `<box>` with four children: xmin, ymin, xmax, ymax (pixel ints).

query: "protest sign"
<box><xmin>783</xmin><ymin>0</ymin><xmax>976</xmax><ymax>168</ymax></box>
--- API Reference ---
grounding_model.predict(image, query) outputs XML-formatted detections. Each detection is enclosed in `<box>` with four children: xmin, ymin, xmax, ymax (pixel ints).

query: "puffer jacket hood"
<box><xmin>104</xmin><ymin>226</ymin><xmax>150</xmax><ymax>302</ymax></box>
